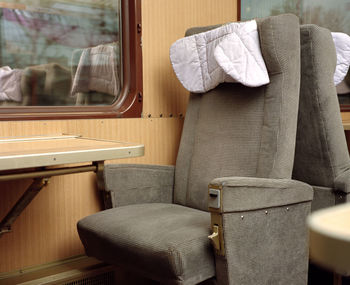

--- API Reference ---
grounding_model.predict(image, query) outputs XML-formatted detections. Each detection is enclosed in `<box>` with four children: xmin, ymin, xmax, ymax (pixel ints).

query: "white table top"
<box><xmin>308</xmin><ymin>203</ymin><xmax>350</xmax><ymax>276</ymax></box>
<box><xmin>0</xmin><ymin>134</ymin><xmax>144</xmax><ymax>171</ymax></box>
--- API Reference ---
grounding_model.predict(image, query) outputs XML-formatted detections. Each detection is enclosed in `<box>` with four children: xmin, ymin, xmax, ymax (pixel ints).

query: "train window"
<box><xmin>0</xmin><ymin>0</ymin><xmax>142</xmax><ymax>120</ymax></box>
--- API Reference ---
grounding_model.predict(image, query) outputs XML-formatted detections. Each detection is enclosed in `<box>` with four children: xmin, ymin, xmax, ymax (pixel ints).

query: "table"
<box><xmin>0</xmin><ymin>134</ymin><xmax>144</xmax><ymax>236</ymax></box>
<box><xmin>308</xmin><ymin>204</ymin><xmax>350</xmax><ymax>282</ymax></box>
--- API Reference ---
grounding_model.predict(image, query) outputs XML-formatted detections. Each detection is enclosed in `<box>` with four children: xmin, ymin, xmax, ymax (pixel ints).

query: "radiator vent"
<box><xmin>64</xmin><ymin>270</ymin><xmax>115</xmax><ymax>285</ymax></box>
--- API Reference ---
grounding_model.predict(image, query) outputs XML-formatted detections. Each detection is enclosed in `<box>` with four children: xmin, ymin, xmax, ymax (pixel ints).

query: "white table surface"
<box><xmin>0</xmin><ymin>134</ymin><xmax>144</xmax><ymax>171</ymax></box>
<box><xmin>308</xmin><ymin>203</ymin><xmax>350</xmax><ymax>276</ymax></box>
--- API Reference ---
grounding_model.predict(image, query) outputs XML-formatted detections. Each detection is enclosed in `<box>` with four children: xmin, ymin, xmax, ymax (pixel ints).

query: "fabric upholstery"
<box><xmin>177</xmin><ymin>84</ymin><xmax>265</xmax><ymax>211</ymax></box>
<box><xmin>255</xmin><ymin>15</ymin><xmax>301</xmax><ymax>179</ymax></box>
<box><xmin>292</xmin><ymin>24</ymin><xmax>350</xmax><ymax>285</ymax></box>
<box><xmin>175</xmin><ymin>14</ymin><xmax>301</xmax><ymax>212</ymax></box>
<box><xmin>218</xmin><ymin>202</ymin><xmax>311</xmax><ymax>285</ymax></box>
<box><xmin>334</xmin><ymin>170</ymin><xmax>350</xmax><ymax>193</ymax></box>
<box><xmin>78</xmin><ymin>14</ymin><xmax>307</xmax><ymax>285</ymax></box>
<box><xmin>185</xmin><ymin>25</ymin><xmax>222</xmax><ymax>37</ymax></box>
<box><xmin>104</xmin><ymin>164</ymin><xmax>174</xmax><ymax>207</ymax></box>
<box><xmin>206</xmin><ymin>15</ymin><xmax>309</xmax><ymax>285</ymax></box>
<box><xmin>78</xmin><ymin>203</ymin><xmax>215</xmax><ymax>285</ymax></box>
<box><xmin>174</xmin><ymin>94</ymin><xmax>202</xmax><ymax>207</ymax></box>
<box><xmin>311</xmin><ymin>186</ymin><xmax>337</xmax><ymax>212</ymax></box>
<box><xmin>210</xmin><ymin>177</ymin><xmax>313</xmax><ymax>212</ymax></box>
<box><xmin>293</xmin><ymin>25</ymin><xmax>350</xmax><ymax>189</ymax></box>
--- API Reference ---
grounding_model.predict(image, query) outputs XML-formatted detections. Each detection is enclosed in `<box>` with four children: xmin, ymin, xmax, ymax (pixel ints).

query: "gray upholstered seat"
<box><xmin>293</xmin><ymin>24</ymin><xmax>350</xmax><ymax>285</ymax></box>
<box><xmin>78</xmin><ymin>14</ymin><xmax>313</xmax><ymax>285</ymax></box>
<box><xmin>78</xmin><ymin>204</ymin><xmax>214</xmax><ymax>284</ymax></box>
<box><xmin>293</xmin><ymin>24</ymin><xmax>350</xmax><ymax>211</ymax></box>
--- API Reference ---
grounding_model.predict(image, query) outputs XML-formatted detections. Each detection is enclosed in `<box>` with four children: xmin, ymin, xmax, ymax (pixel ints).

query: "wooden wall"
<box><xmin>142</xmin><ymin>0</ymin><xmax>238</xmax><ymax>118</ymax></box>
<box><xmin>0</xmin><ymin>0</ymin><xmax>238</xmax><ymax>274</ymax></box>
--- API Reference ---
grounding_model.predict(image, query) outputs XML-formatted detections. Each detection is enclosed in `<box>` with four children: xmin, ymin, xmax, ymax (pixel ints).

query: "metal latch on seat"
<box><xmin>208</xmin><ymin>188</ymin><xmax>221</xmax><ymax>209</ymax></box>
<box><xmin>208</xmin><ymin>224</ymin><xmax>220</xmax><ymax>251</ymax></box>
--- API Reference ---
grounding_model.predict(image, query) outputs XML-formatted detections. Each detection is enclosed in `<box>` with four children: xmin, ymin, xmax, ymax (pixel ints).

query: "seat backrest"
<box><xmin>292</xmin><ymin>25</ymin><xmax>350</xmax><ymax>188</ymax></box>
<box><xmin>174</xmin><ymin>14</ymin><xmax>301</xmax><ymax>211</ymax></box>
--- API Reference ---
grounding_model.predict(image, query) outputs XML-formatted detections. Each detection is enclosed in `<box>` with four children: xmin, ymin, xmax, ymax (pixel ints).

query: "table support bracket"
<box><xmin>94</xmin><ymin>161</ymin><xmax>113</xmax><ymax>209</ymax></box>
<box><xmin>0</xmin><ymin>178</ymin><xmax>49</xmax><ymax>236</ymax></box>
<box><xmin>0</xmin><ymin>164</ymin><xmax>99</xmax><ymax>237</ymax></box>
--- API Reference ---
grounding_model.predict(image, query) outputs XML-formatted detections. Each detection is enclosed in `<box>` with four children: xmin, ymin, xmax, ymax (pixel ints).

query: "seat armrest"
<box><xmin>334</xmin><ymin>170</ymin><xmax>350</xmax><ymax>194</ymax></box>
<box><xmin>209</xmin><ymin>177</ymin><xmax>313</xmax><ymax>213</ymax></box>
<box><xmin>104</xmin><ymin>164</ymin><xmax>175</xmax><ymax>207</ymax></box>
<box><xmin>207</xmin><ymin>178</ymin><xmax>313</xmax><ymax>284</ymax></box>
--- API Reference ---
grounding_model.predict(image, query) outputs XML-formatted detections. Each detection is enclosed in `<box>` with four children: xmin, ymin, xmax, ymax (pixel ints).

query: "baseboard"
<box><xmin>0</xmin><ymin>255</ymin><xmax>116</xmax><ymax>285</ymax></box>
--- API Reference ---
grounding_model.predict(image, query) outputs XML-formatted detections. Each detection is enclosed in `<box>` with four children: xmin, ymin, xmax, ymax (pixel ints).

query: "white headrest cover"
<box><xmin>170</xmin><ymin>20</ymin><xmax>269</xmax><ymax>93</ymax></box>
<box><xmin>332</xmin><ymin>32</ymin><xmax>350</xmax><ymax>86</ymax></box>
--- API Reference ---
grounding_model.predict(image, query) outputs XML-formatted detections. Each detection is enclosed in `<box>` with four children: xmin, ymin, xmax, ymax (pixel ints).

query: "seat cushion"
<box><xmin>77</xmin><ymin>203</ymin><xmax>215</xmax><ymax>284</ymax></box>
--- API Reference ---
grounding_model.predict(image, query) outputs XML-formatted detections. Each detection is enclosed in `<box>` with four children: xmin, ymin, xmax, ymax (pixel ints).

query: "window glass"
<box><xmin>0</xmin><ymin>0</ymin><xmax>122</xmax><ymax>107</ymax></box>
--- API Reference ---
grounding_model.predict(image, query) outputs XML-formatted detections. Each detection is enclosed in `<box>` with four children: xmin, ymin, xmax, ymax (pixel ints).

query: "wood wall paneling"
<box><xmin>0</xmin><ymin>174</ymin><xmax>98</xmax><ymax>273</ymax></box>
<box><xmin>142</xmin><ymin>0</ymin><xmax>237</xmax><ymax>117</ymax></box>
<box><xmin>341</xmin><ymin>112</ymin><xmax>350</xmax><ymax>122</ymax></box>
<box><xmin>341</xmin><ymin>112</ymin><xmax>350</xmax><ymax>152</ymax></box>
<box><xmin>0</xmin><ymin>0</ymin><xmax>238</xmax><ymax>274</ymax></box>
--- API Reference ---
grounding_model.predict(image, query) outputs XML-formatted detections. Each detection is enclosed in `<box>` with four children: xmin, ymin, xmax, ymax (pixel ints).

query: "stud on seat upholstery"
<box><xmin>77</xmin><ymin>14</ymin><xmax>313</xmax><ymax>285</ymax></box>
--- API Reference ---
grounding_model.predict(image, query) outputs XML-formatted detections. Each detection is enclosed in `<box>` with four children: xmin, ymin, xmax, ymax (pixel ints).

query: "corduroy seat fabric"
<box><xmin>292</xmin><ymin>24</ymin><xmax>350</xmax><ymax>285</ymax></box>
<box><xmin>78</xmin><ymin>203</ymin><xmax>214</xmax><ymax>284</ymax></box>
<box><xmin>78</xmin><ymin>14</ymin><xmax>312</xmax><ymax>285</ymax></box>
<box><xmin>293</xmin><ymin>25</ymin><xmax>350</xmax><ymax>210</ymax></box>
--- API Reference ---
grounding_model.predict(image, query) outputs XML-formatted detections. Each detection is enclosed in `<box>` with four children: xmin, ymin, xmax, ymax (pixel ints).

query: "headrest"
<box><xmin>171</xmin><ymin>18</ymin><xmax>350</xmax><ymax>94</ymax></box>
<box><xmin>256</xmin><ymin>14</ymin><xmax>300</xmax><ymax>76</ymax></box>
<box><xmin>332</xmin><ymin>32</ymin><xmax>350</xmax><ymax>86</ymax></box>
<box><xmin>170</xmin><ymin>20</ymin><xmax>269</xmax><ymax>93</ymax></box>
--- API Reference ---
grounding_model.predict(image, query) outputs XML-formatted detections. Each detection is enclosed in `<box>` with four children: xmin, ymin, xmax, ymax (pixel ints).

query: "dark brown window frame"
<box><xmin>340</xmin><ymin>104</ymin><xmax>350</xmax><ymax>112</ymax></box>
<box><xmin>0</xmin><ymin>0</ymin><xmax>143</xmax><ymax>121</ymax></box>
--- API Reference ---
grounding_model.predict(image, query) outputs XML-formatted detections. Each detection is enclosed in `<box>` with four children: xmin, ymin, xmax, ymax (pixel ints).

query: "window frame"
<box><xmin>0</xmin><ymin>0</ymin><xmax>142</xmax><ymax>120</ymax></box>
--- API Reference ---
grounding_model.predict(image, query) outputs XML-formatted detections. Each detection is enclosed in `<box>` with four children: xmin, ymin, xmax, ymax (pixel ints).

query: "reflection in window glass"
<box><xmin>0</xmin><ymin>0</ymin><xmax>121</xmax><ymax>107</ymax></box>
